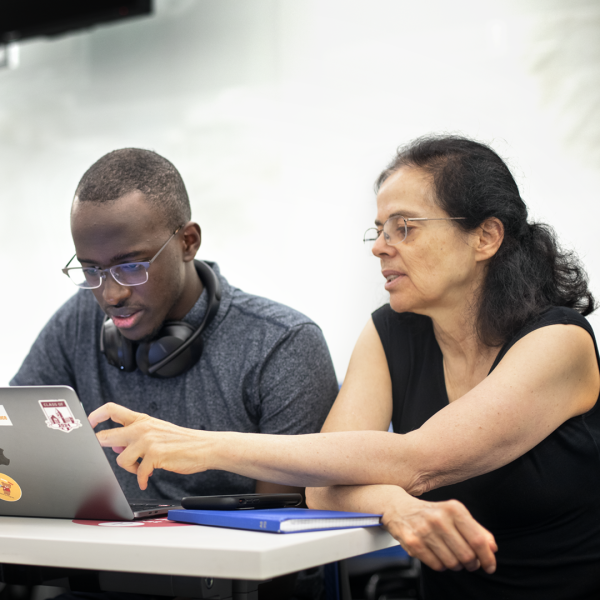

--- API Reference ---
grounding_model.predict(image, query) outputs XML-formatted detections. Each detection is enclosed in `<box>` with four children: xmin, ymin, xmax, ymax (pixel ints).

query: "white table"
<box><xmin>0</xmin><ymin>516</ymin><xmax>398</xmax><ymax>599</ymax></box>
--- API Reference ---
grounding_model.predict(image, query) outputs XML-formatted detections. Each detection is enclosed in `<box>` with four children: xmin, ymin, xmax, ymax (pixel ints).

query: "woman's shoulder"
<box><xmin>522</xmin><ymin>306</ymin><xmax>594</xmax><ymax>337</ymax></box>
<box><xmin>492</xmin><ymin>306</ymin><xmax>597</xmax><ymax>374</ymax></box>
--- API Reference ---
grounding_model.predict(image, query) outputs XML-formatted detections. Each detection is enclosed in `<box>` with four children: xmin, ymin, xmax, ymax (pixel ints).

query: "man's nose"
<box><xmin>102</xmin><ymin>273</ymin><xmax>132</xmax><ymax>305</ymax></box>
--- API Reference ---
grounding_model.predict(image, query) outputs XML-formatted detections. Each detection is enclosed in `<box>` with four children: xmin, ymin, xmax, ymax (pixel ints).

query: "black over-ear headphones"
<box><xmin>100</xmin><ymin>260</ymin><xmax>222</xmax><ymax>379</ymax></box>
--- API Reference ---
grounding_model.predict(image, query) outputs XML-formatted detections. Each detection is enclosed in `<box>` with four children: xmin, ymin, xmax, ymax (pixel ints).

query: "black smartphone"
<box><xmin>181</xmin><ymin>493</ymin><xmax>303</xmax><ymax>511</ymax></box>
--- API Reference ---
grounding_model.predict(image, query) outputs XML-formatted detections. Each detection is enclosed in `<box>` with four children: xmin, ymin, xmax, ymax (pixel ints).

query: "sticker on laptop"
<box><xmin>39</xmin><ymin>400</ymin><xmax>82</xmax><ymax>433</ymax></box>
<box><xmin>0</xmin><ymin>405</ymin><xmax>12</xmax><ymax>426</ymax></box>
<box><xmin>0</xmin><ymin>473</ymin><xmax>22</xmax><ymax>502</ymax></box>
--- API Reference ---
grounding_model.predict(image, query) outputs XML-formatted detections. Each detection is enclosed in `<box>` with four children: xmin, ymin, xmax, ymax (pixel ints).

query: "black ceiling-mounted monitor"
<box><xmin>0</xmin><ymin>0</ymin><xmax>152</xmax><ymax>44</ymax></box>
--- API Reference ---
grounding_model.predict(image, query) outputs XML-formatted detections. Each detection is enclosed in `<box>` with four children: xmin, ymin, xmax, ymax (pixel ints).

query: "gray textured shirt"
<box><xmin>11</xmin><ymin>262</ymin><xmax>338</xmax><ymax>501</ymax></box>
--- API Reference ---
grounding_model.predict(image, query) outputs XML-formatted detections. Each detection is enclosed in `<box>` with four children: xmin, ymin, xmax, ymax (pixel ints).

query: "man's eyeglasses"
<box><xmin>363</xmin><ymin>215</ymin><xmax>465</xmax><ymax>247</ymax></box>
<box><xmin>62</xmin><ymin>226</ymin><xmax>182</xmax><ymax>289</ymax></box>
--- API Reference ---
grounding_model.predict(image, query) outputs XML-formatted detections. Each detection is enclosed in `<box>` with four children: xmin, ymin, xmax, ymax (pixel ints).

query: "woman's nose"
<box><xmin>372</xmin><ymin>232</ymin><xmax>394</xmax><ymax>258</ymax></box>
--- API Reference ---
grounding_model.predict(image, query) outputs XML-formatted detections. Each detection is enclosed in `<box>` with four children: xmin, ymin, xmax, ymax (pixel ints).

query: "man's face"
<box><xmin>70</xmin><ymin>191</ymin><xmax>189</xmax><ymax>342</ymax></box>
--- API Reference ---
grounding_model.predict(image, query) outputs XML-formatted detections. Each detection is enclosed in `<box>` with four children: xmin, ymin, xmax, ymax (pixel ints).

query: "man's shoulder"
<box><xmin>54</xmin><ymin>289</ymin><xmax>103</xmax><ymax>321</ymax></box>
<box><xmin>34</xmin><ymin>289</ymin><xmax>105</xmax><ymax>350</ymax></box>
<box><xmin>228</xmin><ymin>287</ymin><xmax>318</xmax><ymax>331</ymax></box>
<box><xmin>10</xmin><ymin>290</ymin><xmax>103</xmax><ymax>387</ymax></box>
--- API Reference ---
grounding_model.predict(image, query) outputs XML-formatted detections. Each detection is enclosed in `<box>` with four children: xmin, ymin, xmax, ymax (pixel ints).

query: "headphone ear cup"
<box><xmin>101</xmin><ymin>319</ymin><xmax>137</xmax><ymax>372</ymax></box>
<box><xmin>134</xmin><ymin>342</ymin><xmax>151</xmax><ymax>375</ymax></box>
<box><xmin>136</xmin><ymin>322</ymin><xmax>204</xmax><ymax>378</ymax></box>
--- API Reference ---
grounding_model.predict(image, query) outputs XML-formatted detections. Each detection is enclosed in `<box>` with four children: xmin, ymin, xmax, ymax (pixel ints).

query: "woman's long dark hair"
<box><xmin>376</xmin><ymin>135</ymin><xmax>595</xmax><ymax>346</ymax></box>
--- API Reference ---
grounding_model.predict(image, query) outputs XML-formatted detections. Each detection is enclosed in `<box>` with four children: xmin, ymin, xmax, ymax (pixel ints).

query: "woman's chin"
<box><xmin>388</xmin><ymin>296</ymin><xmax>415</xmax><ymax>314</ymax></box>
<box><xmin>388</xmin><ymin>289</ymin><xmax>430</xmax><ymax>315</ymax></box>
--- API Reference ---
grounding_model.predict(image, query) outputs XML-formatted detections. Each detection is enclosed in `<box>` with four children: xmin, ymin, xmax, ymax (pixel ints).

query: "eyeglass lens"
<box><xmin>67</xmin><ymin>263</ymin><xmax>149</xmax><ymax>289</ymax></box>
<box><xmin>363</xmin><ymin>216</ymin><xmax>407</xmax><ymax>248</ymax></box>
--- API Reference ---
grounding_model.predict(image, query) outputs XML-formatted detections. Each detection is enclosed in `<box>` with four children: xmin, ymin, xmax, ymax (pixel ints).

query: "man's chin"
<box><xmin>119</xmin><ymin>323</ymin><xmax>163</xmax><ymax>345</ymax></box>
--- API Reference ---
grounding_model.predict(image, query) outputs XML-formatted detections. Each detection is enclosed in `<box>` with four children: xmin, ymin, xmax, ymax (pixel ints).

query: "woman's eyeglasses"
<box><xmin>363</xmin><ymin>215</ymin><xmax>465</xmax><ymax>247</ymax></box>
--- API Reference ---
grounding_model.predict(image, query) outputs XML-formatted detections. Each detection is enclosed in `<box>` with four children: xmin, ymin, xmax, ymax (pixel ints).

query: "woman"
<box><xmin>93</xmin><ymin>136</ymin><xmax>600</xmax><ymax>599</ymax></box>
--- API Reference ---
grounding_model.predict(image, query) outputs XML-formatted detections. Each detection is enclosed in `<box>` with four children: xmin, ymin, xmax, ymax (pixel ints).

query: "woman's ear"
<box><xmin>475</xmin><ymin>217</ymin><xmax>504</xmax><ymax>262</ymax></box>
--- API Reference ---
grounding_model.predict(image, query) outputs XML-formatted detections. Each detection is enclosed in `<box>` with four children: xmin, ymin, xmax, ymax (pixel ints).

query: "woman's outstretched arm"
<box><xmin>91</xmin><ymin>318</ymin><xmax>598</xmax><ymax>494</ymax></box>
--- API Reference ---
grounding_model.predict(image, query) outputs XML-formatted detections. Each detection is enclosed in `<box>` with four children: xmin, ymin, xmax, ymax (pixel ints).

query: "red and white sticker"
<box><xmin>0</xmin><ymin>405</ymin><xmax>12</xmax><ymax>426</ymax></box>
<box><xmin>39</xmin><ymin>400</ymin><xmax>82</xmax><ymax>433</ymax></box>
<box><xmin>73</xmin><ymin>517</ymin><xmax>191</xmax><ymax>528</ymax></box>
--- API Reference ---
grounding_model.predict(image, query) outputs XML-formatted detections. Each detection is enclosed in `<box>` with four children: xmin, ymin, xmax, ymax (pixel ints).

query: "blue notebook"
<box><xmin>168</xmin><ymin>507</ymin><xmax>382</xmax><ymax>534</ymax></box>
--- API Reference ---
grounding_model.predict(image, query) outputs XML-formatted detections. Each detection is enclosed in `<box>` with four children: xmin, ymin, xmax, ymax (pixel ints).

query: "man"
<box><xmin>11</xmin><ymin>148</ymin><xmax>338</xmax><ymax>504</ymax></box>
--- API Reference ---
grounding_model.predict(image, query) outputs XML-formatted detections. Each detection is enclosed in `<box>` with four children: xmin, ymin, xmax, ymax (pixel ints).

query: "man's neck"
<box><xmin>166</xmin><ymin>260</ymin><xmax>204</xmax><ymax>321</ymax></box>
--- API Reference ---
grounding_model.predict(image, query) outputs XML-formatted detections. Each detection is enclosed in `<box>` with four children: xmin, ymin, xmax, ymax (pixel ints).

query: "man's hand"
<box><xmin>89</xmin><ymin>402</ymin><xmax>210</xmax><ymax>490</ymax></box>
<box><xmin>382</xmin><ymin>495</ymin><xmax>497</xmax><ymax>574</ymax></box>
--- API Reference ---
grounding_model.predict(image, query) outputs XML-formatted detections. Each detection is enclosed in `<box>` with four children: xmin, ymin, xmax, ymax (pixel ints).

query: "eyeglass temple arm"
<box><xmin>404</xmin><ymin>217</ymin><xmax>466</xmax><ymax>222</ymax></box>
<box><xmin>62</xmin><ymin>254</ymin><xmax>77</xmax><ymax>271</ymax></box>
<box><xmin>148</xmin><ymin>226</ymin><xmax>182</xmax><ymax>265</ymax></box>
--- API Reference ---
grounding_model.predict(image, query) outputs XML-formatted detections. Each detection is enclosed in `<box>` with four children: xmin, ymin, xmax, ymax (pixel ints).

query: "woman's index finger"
<box><xmin>88</xmin><ymin>402</ymin><xmax>139</xmax><ymax>429</ymax></box>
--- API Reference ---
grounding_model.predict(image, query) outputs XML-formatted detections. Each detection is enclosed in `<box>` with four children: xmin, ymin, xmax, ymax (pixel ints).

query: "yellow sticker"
<box><xmin>0</xmin><ymin>473</ymin><xmax>22</xmax><ymax>502</ymax></box>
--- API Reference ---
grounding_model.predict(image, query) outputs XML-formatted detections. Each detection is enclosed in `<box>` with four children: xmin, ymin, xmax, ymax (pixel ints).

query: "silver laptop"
<box><xmin>0</xmin><ymin>386</ymin><xmax>180</xmax><ymax>520</ymax></box>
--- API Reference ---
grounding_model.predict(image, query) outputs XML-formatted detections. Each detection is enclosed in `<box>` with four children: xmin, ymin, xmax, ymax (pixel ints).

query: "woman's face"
<box><xmin>373</xmin><ymin>166</ymin><xmax>482</xmax><ymax>317</ymax></box>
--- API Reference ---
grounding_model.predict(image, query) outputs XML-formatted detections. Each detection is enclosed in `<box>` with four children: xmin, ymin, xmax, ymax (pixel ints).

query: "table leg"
<box><xmin>231</xmin><ymin>580</ymin><xmax>258</xmax><ymax>600</ymax></box>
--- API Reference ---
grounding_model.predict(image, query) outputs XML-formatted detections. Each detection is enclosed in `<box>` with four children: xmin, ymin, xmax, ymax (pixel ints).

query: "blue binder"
<box><xmin>168</xmin><ymin>507</ymin><xmax>382</xmax><ymax>534</ymax></box>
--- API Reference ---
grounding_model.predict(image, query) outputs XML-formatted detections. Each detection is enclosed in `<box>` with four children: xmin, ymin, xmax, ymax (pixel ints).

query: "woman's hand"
<box><xmin>88</xmin><ymin>402</ymin><xmax>212</xmax><ymax>490</ymax></box>
<box><xmin>308</xmin><ymin>484</ymin><xmax>497</xmax><ymax>574</ymax></box>
<box><xmin>381</xmin><ymin>494</ymin><xmax>497</xmax><ymax>574</ymax></box>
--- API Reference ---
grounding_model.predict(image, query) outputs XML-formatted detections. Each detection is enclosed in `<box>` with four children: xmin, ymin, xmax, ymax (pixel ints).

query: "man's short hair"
<box><xmin>75</xmin><ymin>148</ymin><xmax>191</xmax><ymax>231</ymax></box>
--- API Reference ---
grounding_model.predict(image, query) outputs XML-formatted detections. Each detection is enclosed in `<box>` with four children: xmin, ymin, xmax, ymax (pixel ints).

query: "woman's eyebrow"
<box><xmin>374</xmin><ymin>210</ymin><xmax>422</xmax><ymax>226</ymax></box>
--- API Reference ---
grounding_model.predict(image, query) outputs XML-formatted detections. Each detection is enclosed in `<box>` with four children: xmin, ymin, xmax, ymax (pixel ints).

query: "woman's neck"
<box><xmin>430</xmin><ymin>305</ymin><xmax>502</xmax><ymax>402</ymax></box>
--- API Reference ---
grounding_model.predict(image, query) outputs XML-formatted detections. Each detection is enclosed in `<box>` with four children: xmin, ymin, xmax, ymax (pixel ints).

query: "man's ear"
<box><xmin>182</xmin><ymin>222</ymin><xmax>201</xmax><ymax>261</ymax></box>
<box><xmin>475</xmin><ymin>217</ymin><xmax>504</xmax><ymax>263</ymax></box>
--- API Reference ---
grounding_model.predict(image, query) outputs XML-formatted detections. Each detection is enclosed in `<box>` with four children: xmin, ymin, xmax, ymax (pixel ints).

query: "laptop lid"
<box><xmin>0</xmin><ymin>386</ymin><xmax>175</xmax><ymax>520</ymax></box>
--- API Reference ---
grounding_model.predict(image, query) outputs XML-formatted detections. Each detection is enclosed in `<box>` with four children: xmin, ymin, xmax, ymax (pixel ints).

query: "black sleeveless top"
<box><xmin>372</xmin><ymin>305</ymin><xmax>600</xmax><ymax>600</ymax></box>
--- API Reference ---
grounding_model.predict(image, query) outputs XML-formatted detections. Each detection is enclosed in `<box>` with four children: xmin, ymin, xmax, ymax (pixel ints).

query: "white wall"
<box><xmin>1</xmin><ymin>0</ymin><xmax>599</xmax><ymax>385</ymax></box>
